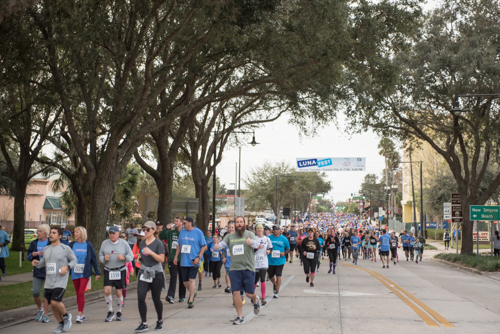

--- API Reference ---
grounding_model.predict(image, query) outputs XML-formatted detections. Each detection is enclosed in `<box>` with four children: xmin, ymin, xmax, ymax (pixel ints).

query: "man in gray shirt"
<box><xmin>126</xmin><ymin>223</ymin><xmax>139</xmax><ymax>249</ymax></box>
<box><xmin>32</xmin><ymin>227</ymin><xmax>77</xmax><ymax>333</ymax></box>
<box><xmin>99</xmin><ymin>226</ymin><xmax>134</xmax><ymax>322</ymax></box>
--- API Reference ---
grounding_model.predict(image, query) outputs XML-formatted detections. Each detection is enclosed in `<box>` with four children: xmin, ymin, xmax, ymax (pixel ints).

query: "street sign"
<box><xmin>378</xmin><ymin>207</ymin><xmax>383</xmax><ymax>214</ymax></box>
<box><xmin>443</xmin><ymin>207</ymin><xmax>451</xmax><ymax>215</ymax></box>
<box><xmin>444</xmin><ymin>215</ymin><xmax>451</xmax><ymax>220</ymax></box>
<box><xmin>443</xmin><ymin>202</ymin><xmax>451</xmax><ymax>207</ymax></box>
<box><xmin>352</xmin><ymin>196</ymin><xmax>364</xmax><ymax>200</ymax></box>
<box><xmin>452</xmin><ymin>217</ymin><xmax>463</xmax><ymax>223</ymax></box>
<box><xmin>473</xmin><ymin>231</ymin><xmax>490</xmax><ymax>241</ymax></box>
<box><xmin>451</xmin><ymin>193</ymin><xmax>461</xmax><ymax>204</ymax></box>
<box><xmin>469</xmin><ymin>205</ymin><xmax>500</xmax><ymax>221</ymax></box>
<box><xmin>443</xmin><ymin>202</ymin><xmax>451</xmax><ymax>220</ymax></box>
<box><xmin>313</xmin><ymin>196</ymin><xmax>322</xmax><ymax>200</ymax></box>
<box><xmin>453</xmin><ymin>209</ymin><xmax>462</xmax><ymax>217</ymax></box>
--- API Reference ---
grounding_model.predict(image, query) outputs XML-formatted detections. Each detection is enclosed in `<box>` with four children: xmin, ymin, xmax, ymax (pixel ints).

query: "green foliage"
<box><xmin>110</xmin><ymin>165</ymin><xmax>142</xmax><ymax>223</ymax></box>
<box><xmin>435</xmin><ymin>253</ymin><xmax>500</xmax><ymax>272</ymax></box>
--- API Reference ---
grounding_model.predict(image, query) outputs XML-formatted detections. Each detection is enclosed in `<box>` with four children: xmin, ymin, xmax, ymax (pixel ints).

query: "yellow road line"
<box><xmin>367</xmin><ymin>269</ymin><xmax>454</xmax><ymax>328</ymax></box>
<box><xmin>340</xmin><ymin>263</ymin><xmax>439</xmax><ymax>327</ymax></box>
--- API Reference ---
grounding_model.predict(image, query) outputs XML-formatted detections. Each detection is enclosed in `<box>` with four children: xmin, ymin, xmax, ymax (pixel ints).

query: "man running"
<box><xmin>407</xmin><ymin>232</ymin><xmax>416</xmax><ymax>261</ymax></box>
<box><xmin>32</xmin><ymin>227</ymin><xmax>77</xmax><ymax>333</ymax></box>
<box><xmin>213</xmin><ymin>216</ymin><xmax>261</xmax><ymax>325</ymax></box>
<box><xmin>267</xmin><ymin>225</ymin><xmax>290</xmax><ymax>298</ymax></box>
<box><xmin>416</xmin><ymin>232</ymin><xmax>426</xmax><ymax>263</ymax></box>
<box><xmin>350</xmin><ymin>231</ymin><xmax>361</xmax><ymax>265</ymax></box>
<box><xmin>299</xmin><ymin>228</ymin><xmax>320</xmax><ymax>287</ymax></box>
<box><xmin>286</xmin><ymin>225</ymin><xmax>298</xmax><ymax>263</ymax></box>
<box><xmin>401</xmin><ymin>230</ymin><xmax>410</xmax><ymax>261</ymax></box>
<box><xmin>378</xmin><ymin>229</ymin><xmax>391</xmax><ymax>268</ymax></box>
<box><xmin>99</xmin><ymin>226</ymin><xmax>134</xmax><ymax>322</ymax></box>
<box><xmin>390</xmin><ymin>231</ymin><xmax>399</xmax><ymax>265</ymax></box>
<box><xmin>173</xmin><ymin>216</ymin><xmax>207</xmax><ymax>309</ymax></box>
<box><xmin>164</xmin><ymin>218</ymin><xmax>186</xmax><ymax>304</ymax></box>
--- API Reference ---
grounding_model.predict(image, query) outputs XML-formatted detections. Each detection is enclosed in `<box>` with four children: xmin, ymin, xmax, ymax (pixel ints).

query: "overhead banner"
<box><xmin>296</xmin><ymin>157</ymin><xmax>366</xmax><ymax>172</ymax></box>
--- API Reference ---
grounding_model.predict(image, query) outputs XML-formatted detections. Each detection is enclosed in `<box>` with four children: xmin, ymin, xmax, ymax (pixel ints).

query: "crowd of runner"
<box><xmin>26</xmin><ymin>212</ymin><xmax>427</xmax><ymax>332</ymax></box>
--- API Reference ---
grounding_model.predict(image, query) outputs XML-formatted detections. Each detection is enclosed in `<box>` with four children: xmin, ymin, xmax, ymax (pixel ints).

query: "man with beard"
<box><xmin>213</xmin><ymin>216</ymin><xmax>261</xmax><ymax>325</ymax></box>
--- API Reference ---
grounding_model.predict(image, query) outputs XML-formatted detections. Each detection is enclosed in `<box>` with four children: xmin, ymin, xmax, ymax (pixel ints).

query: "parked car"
<box><xmin>25</xmin><ymin>228</ymin><xmax>38</xmax><ymax>245</ymax></box>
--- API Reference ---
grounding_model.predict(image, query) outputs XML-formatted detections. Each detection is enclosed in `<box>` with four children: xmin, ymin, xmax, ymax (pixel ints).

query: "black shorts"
<box><xmin>44</xmin><ymin>288</ymin><xmax>65</xmax><ymax>304</ymax></box>
<box><xmin>380</xmin><ymin>251</ymin><xmax>389</xmax><ymax>256</ymax></box>
<box><xmin>181</xmin><ymin>266</ymin><xmax>199</xmax><ymax>282</ymax></box>
<box><xmin>267</xmin><ymin>265</ymin><xmax>284</xmax><ymax>278</ymax></box>
<box><xmin>104</xmin><ymin>268</ymin><xmax>127</xmax><ymax>289</ymax></box>
<box><xmin>289</xmin><ymin>244</ymin><xmax>297</xmax><ymax>251</ymax></box>
<box><xmin>254</xmin><ymin>268</ymin><xmax>267</xmax><ymax>284</ymax></box>
<box><xmin>403</xmin><ymin>246</ymin><xmax>409</xmax><ymax>251</ymax></box>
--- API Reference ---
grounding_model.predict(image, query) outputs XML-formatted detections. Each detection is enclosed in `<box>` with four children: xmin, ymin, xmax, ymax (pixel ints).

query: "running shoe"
<box><xmin>371</xmin><ymin>259</ymin><xmax>373</xmax><ymax>262</ymax></box>
<box><xmin>198</xmin><ymin>282</ymin><xmax>202</xmax><ymax>291</ymax></box>
<box><xmin>188</xmin><ymin>301</ymin><xmax>194</xmax><ymax>309</ymax></box>
<box><xmin>36</xmin><ymin>309</ymin><xmax>44</xmax><ymax>321</ymax></box>
<box><xmin>394</xmin><ymin>261</ymin><xmax>396</xmax><ymax>265</ymax></box>
<box><xmin>75</xmin><ymin>315</ymin><xmax>83</xmax><ymax>323</ymax></box>
<box><xmin>218</xmin><ymin>282</ymin><xmax>222</xmax><ymax>288</ymax></box>
<box><xmin>306</xmin><ymin>275</ymin><xmax>309</xmax><ymax>283</ymax></box>
<box><xmin>273</xmin><ymin>293</ymin><xmax>279</xmax><ymax>298</ymax></box>
<box><xmin>328</xmin><ymin>269</ymin><xmax>332</xmax><ymax>274</ymax></box>
<box><xmin>310</xmin><ymin>282</ymin><xmax>314</xmax><ymax>287</ymax></box>
<box><xmin>155</xmin><ymin>320</ymin><xmax>163</xmax><ymax>331</ymax></box>
<box><xmin>374</xmin><ymin>259</ymin><xmax>376</xmax><ymax>262</ymax></box>
<box><xmin>135</xmin><ymin>323</ymin><xmax>149</xmax><ymax>333</ymax></box>
<box><xmin>261</xmin><ymin>300</ymin><xmax>267</xmax><ymax>306</ymax></box>
<box><xmin>179</xmin><ymin>298</ymin><xmax>185</xmax><ymax>303</ymax></box>
<box><xmin>165</xmin><ymin>296</ymin><xmax>174</xmax><ymax>304</ymax></box>
<box><xmin>209</xmin><ymin>272</ymin><xmax>212</xmax><ymax>277</ymax></box>
<box><xmin>205</xmin><ymin>272</ymin><xmax>208</xmax><ymax>277</ymax></box>
<box><xmin>116</xmin><ymin>312</ymin><xmax>123</xmax><ymax>321</ymax></box>
<box><xmin>53</xmin><ymin>324</ymin><xmax>64</xmax><ymax>333</ymax></box>
<box><xmin>233</xmin><ymin>316</ymin><xmax>245</xmax><ymax>325</ymax></box>
<box><xmin>105</xmin><ymin>311</ymin><xmax>115</xmax><ymax>322</ymax></box>
<box><xmin>256</xmin><ymin>282</ymin><xmax>260</xmax><ymax>287</ymax></box>
<box><xmin>273</xmin><ymin>284</ymin><xmax>277</xmax><ymax>294</ymax></box>
<box><xmin>213</xmin><ymin>284</ymin><xmax>217</xmax><ymax>288</ymax></box>
<box><xmin>42</xmin><ymin>314</ymin><xmax>49</xmax><ymax>323</ymax></box>
<box><xmin>225</xmin><ymin>287</ymin><xmax>231</xmax><ymax>293</ymax></box>
<box><xmin>62</xmin><ymin>313</ymin><xmax>72</xmax><ymax>332</ymax></box>
<box><xmin>383</xmin><ymin>266</ymin><xmax>386</xmax><ymax>269</ymax></box>
<box><xmin>387</xmin><ymin>265</ymin><xmax>389</xmax><ymax>269</ymax></box>
<box><xmin>266</xmin><ymin>276</ymin><xmax>269</xmax><ymax>281</ymax></box>
<box><xmin>122</xmin><ymin>302</ymin><xmax>126</xmax><ymax>307</ymax></box>
<box><xmin>416</xmin><ymin>260</ymin><xmax>418</xmax><ymax>264</ymax></box>
<box><xmin>242</xmin><ymin>296</ymin><xmax>246</xmax><ymax>305</ymax></box>
<box><xmin>253</xmin><ymin>296</ymin><xmax>260</xmax><ymax>315</ymax></box>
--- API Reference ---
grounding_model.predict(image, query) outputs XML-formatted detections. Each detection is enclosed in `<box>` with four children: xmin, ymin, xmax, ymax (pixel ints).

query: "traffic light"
<box><xmin>362</xmin><ymin>195</ymin><xmax>365</xmax><ymax>199</ymax></box>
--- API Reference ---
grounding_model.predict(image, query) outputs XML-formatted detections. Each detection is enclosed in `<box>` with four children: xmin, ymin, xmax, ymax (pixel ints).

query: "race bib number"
<box><xmin>74</xmin><ymin>264</ymin><xmax>85</xmax><ymax>274</ymax></box>
<box><xmin>232</xmin><ymin>245</ymin><xmax>244</xmax><ymax>256</ymax></box>
<box><xmin>212</xmin><ymin>251</ymin><xmax>219</xmax><ymax>258</ymax></box>
<box><xmin>226</xmin><ymin>248</ymin><xmax>231</xmax><ymax>256</ymax></box>
<box><xmin>271</xmin><ymin>250</ymin><xmax>280</xmax><ymax>258</ymax></box>
<box><xmin>306</xmin><ymin>252</ymin><xmax>314</xmax><ymax>259</ymax></box>
<box><xmin>255</xmin><ymin>255</ymin><xmax>265</xmax><ymax>262</ymax></box>
<box><xmin>140</xmin><ymin>274</ymin><xmax>153</xmax><ymax>283</ymax></box>
<box><xmin>290</xmin><ymin>237</ymin><xmax>295</xmax><ymax>241</ymax></box>
<box><xmin>329</xmin><ymin>244</ymin><xmax>335</xmax><ymax>249</ymax></box>
<box><xmin>46</xmin><ymin>263</ymin><xmax>56</xmax><ymax>275</ymax></box>
<box><xmin>171</xmin><ymin>241</ymin><xmax>178</xmax><ymax>249</ymax></box>
<box><xmin>181</xmin><ymin>245</ymin><xmax>191</xmax><ymax>254</ymax></box>
<box><xmin>109</xmin><ymin>270</ymin><xmax>121</xmax><ymax>280</ymax></box>
<box><xmin>391</xmin><ymin>242</ymin><xmax>396</xmax><ymax>247</ymax></box>
<box><xmin>410</xmin><ymin>241</ymin><xmax>415</xmax><ymax>246</ymax></box>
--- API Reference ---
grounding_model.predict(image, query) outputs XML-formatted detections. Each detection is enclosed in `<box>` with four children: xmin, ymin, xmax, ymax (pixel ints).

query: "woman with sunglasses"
<box><xmin>135</xmin><ymin>221</ymin><xmax>166</xmax><ymax>332</ymax></box>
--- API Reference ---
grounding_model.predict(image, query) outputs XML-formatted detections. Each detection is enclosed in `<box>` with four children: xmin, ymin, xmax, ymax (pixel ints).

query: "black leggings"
<box><xmin>327</xmin><ymin>249</ymin><xmax>338</xmax><ymax>263</ymax></box>
<box><xmin>0</xmin><ymin>258</ymin><xmax>5</xmax><ymax>274</ymax></box>
<box><xmin>444</xmin><ymin>240</ymin><xmax>450</xmax><ymax>248</ymax></box>
<box><xmin>390</xmin><ymin>248</ymin><xmax>397</xmax><ymax>259</ymax></box>
<box><xmin>254</xmin><ymin>268</ymin><xmax>267</xmax><ymax>284</ymax></box>
<box><xmin>303</xmin><ymin>257</ymin><xmax>318</xmax><ymax>274</ymax></box>
<box><xmin>209</xmin><ymin>261</ymin><xmax>222</xmax><ymax>280</ymax></box>
<box><xmin>137</xmin><ymin>271</ymin><xmax>164</xmax><ymax>323</ymax></box>
<box><xmin>494</xmin><ymin>248</ymin><xmax>500</xmax><ymax>257</ymax></box>
<box><xmin>203</xmin><ymin>254</ymin><xmax>210</xmax><ymax>273</ymax></box>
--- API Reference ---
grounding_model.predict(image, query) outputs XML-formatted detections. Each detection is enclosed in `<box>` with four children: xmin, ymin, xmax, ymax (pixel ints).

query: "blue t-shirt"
<box><xmin>71</xmin><ymin>241</ymin><xmax>88</xmax><ymax>280</ymax></box>
<box><xmin>379</xmin><ymin>234</ymin><xmax>391</xmax><ymax>251</ymax></box>
<box><xmin>267</xmin><ymin>235</ymin><xmax>290</xmax><ymax>266</ymax></box>
<box><xmin>37</xmin><ymin>239</ymin><xmax>49</xmax><ymax>259</ymax></box>
<box><xmin>61</xmin><ymin>230</ymin><xmax>72</xmax><ymax>245</ymax></box>
<box><xmin>407</xmin><ymin>236</ymin><xmax>416</xmax><ymax>248</ymax></box>
<box><xmin>179</xmin><ymin>228</ymin><xmax>207</xmax><ymax>267</ymax></box>
<box><xmin>224</xmin><ymin>245</ymin><xmax>231</xmax><ymax>268</ymax></box>
<box><xmin>401</xmin><ymin>235</ymin><xmax>408</xmax><ymax>246</ymax></box>
<box><xmin>208</xmin><ymin>243</ymin><xmax>223</xmax><ymax>262</ymax></box>
<box><xmin>0</xmin><ymin>230</ymin><xmax>10</xmax><ymax>258</ymax></box>
<box><xmin>350</xmin><ymin>236</ymin><xmax>361</xmax><ymax>249</ymax></box>
<box><xmin>286</xmin><ymin>231</ymin><xmax>298</xmax><ymax>244</ymax></box>
<box><xmin>318</xmin><ymin>238</ymin><xmax>324</xmax><ymax>247</ymax></box>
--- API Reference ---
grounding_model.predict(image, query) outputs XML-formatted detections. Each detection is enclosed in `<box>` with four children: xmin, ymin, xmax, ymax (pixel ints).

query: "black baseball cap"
<box><xmin>272</xmin><ymin>225</ymin><xmax>280</xmax><ymax>230</ymax></box>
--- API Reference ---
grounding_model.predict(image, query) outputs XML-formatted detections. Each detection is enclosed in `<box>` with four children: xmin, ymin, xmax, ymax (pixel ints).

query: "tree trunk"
<box><xmin>11</xmin><ymin>178</ymin><xmax>28</xmax><ymax>251</ymax></box>
<box><xmin>75</xmin><ymin>192</ymin><xmax>87</xmax><ymax>227</ymax></box>
<box><xmin>194</xmin><ymin>176</ymin><xmax>210</xmax><ymax>235</ymax></box>
<box><xmin>156</xmin><ymin>173</ymin><xmax>174</xmax><ymax>226</ymax></box>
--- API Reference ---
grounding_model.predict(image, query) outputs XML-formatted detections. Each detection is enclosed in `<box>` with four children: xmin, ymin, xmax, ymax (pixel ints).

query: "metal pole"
<box><xmin>476</xmin><ymin>220</ymin><xmax>479</xmax><ymax>259</ymax></box>
<box><xmin>212</xmin><ymin>138</ymin><xmax>216</xmax><ymax>236</ymax></box>
<box><xmin>420</xmin><ymin>161</ymin><xmax>424</xmax><ymax>237</ymax></box>
<box><xmin>275</xmin><ymin>176</ymin><xmax>278</xmax><ymax>225</ymax></box>
<box><xmin>491</xmin><ymin>221</ymin><xmax>493</xmax><ymax>257</ymax></box>
<box><xmin>409</xmin><ymin>152</ymin><xmax>417</xmax><ymax>234</ymax></box>
<box><xmin>238</xmin><ymin>147</ymin><xmax>241</xmax><ymax>197</ymax></box>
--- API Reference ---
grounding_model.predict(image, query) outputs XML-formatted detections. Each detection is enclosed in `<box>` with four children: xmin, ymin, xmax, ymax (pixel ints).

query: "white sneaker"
<box><xmin>76</xmin><ymin>315</ymin><xmax>85</xmax><ymax>323</ymax></box>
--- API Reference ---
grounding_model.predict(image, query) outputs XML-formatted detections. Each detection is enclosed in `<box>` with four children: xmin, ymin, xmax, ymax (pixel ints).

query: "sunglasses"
<box><xmin>144</xmin><ymin>228</ymin><xmax>154</xmax><ymax>232</ymax></box>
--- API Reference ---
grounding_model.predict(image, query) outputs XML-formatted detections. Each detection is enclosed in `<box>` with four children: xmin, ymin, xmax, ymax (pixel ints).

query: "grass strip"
<box><xmin>434</xmin><ymin>253</ymin><xmax>500</xmax><ymax>272</ymax></box>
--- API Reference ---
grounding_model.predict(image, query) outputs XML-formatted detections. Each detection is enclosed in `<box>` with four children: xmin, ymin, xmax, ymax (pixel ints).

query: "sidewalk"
<box><xmin>0</xmin><ymin>272</ymin><xmax>33</xmax><ymax>287</ymax></box>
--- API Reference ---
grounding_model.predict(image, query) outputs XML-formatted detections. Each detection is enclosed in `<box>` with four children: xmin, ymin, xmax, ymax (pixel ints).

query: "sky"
<box><xmin>216</xmin><ymin>114</ymin><xmax>389</xmax><ymax>204</ymax></box>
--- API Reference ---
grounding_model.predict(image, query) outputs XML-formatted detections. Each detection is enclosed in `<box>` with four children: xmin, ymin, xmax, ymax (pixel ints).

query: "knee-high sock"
<box><xmin>261</xmin><ymin>282</ymin><xmax>266</xmax><ymax>298</ymax></box>
<box><xmin>116</xmin><ymin>297</ymin><xmax>123</xmax><ymax>313</ymax></box>
<box><xmin>329</xmin><ymin>262</ymin><xmax>333</xmax><ymax>270</ymax></box>
<box><xmin>105</xmin><ymin>295</ymin><xmax>113</xmax><ymax>312</ymax></box>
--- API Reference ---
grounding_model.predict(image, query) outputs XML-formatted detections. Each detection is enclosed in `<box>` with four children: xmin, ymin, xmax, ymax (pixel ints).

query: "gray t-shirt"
<box><xmin>126</xmin><ymin>228</ymin><xmax>139</xmax><ymax>245</ymax></box>
<box><xmin>36</xmin><ymin>243</ymin><xmax>77</xmax><ymax>289</ymax></box>
<box><xmin>219</xmin><ymin>231</ymin><xmax>259</xmax><ymax>272</ymax></box>
<box><xmin>99</xmin><ymin>238</ymin><xmax>134</xmax><ymax>269</ymax></box>
<box><xmin>139</xmin><ymin>238</ymin><xmax>166</xmax><ymax>268</ymax></box>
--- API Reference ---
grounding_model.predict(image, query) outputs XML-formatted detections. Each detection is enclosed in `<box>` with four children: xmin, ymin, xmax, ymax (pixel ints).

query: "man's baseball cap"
<box><xmin>264</xmin><ymin>226</ymin><xmax>271</xmax><ymax>231</ymax></box>
<box><xmin>272</xmin><ymin>225</ymin><xmax>280</xmax><ymax>230</ymax></box>
<box><xmin>306</xmin><ymin>227</ymin><xmax>314</xmax><ymax>232</ymax></box>
<box><xmin>109</xmin><ymin>226</ymin><xmax>119</xmax><ymax>233</ymax></box>
<box><xmin>184</xmin><ymin>216</ymin><xmax>194</xmax><ymax>224</ymax></box>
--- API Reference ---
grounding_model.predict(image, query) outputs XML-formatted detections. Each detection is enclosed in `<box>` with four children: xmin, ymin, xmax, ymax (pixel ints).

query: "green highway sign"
<box><xmin>352</xmin><ymin>196</ymin><xmax>364</xmax><ymax>200</ymax></box>
<box><xmin>469</xmin><ymin>205</ymin><xmax>500</xmax><ymax>221</ymax></box>
<box><xmin>313</xmin><ymin>196</ymin><xmax>322</xmax><ymax>200</ymax></box>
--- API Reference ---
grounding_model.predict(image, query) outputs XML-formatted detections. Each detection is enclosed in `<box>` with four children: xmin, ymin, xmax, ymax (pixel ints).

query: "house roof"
<box><xmin>43</xmin><ymin>196</ymin><xmax>63</xmax><ymax>210</ymax></box>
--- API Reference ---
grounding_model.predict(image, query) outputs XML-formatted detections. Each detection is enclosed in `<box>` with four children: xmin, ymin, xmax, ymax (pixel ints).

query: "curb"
<box><xmin>429</xmin><ymin>258</ymin><xmax>500</xmax><ymax>281</ymax></box>
<box><xmin>0</xmin><ymin>281</ymin><xmax>138</xmax><ymax>327</ymax></box>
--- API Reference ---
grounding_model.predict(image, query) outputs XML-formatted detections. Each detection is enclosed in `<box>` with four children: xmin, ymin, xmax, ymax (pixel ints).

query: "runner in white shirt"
<box><xmin>253</xmin><ymin>225</ymin><xmax>272</xmax><ymax>305</ymax></box>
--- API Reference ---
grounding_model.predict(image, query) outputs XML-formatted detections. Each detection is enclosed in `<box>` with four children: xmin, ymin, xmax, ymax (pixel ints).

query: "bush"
<box><xmin>434</xmin><ymin>253</ymin><xmax>500</xmax><ymax>272</ymax></box>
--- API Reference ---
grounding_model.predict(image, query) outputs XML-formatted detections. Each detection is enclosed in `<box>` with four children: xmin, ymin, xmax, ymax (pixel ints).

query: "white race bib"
<box><xmin>271</xmin><ymin>250</ymin><xmax>280</xmax><ymax>258</ymax></box>
<box><xmin>140</xmin><ymin>274</ymin><xmax>153</xmax><ymax>283</ymax></box>
<box><xmin>290</xmin><ymin>237</ymin><xmax>295</xmax><ymax>241</ymax></box>
<box><xmin>391</xmin><ymin>242</ymin><xmax>396</xmax><ymax>247</ymax></box>
<box><xmin>306</xmin><ymin>252</ymin><xmax>314</xmax><ymax>259</ymax></box>
<box><xmin>212</xmin><ymin>251</ymin><xmax>219</xmax><ymax>258</ymax></box>
<box><xmin>74</xmin><ymin>264</ymin><xmax>85</xmax><ymax>274</ymax></box>
<box><xmin>255</xmin><ymin>255</ymin><xmax>265</xmax><ymax>262</ymax></box>
<box><xmin>181</xmin><ymin>245</ymin><xmax>191</xmax><ymax>254</ymax></box>
<box><xmin>109</xmin><ymin>270</ymin><xmax>121</xmax><ymax>280</ymax></box>
<box><xmin>232</xmin><ymin>244</ymin><xmax>244</xmax><ymax>256</ymax></box>
<box><xmin>46</xmin><ymin>263</ymin><xmax>56</xmax><ymax>275</ymax></box>
<box><xmin>329</xmin><ymin>244</ymin><xmax>335</xmax><ymax>249</ymax></box>
<box><xmin>171</xmin><ymin>241</ymin><xmax>178</xmax><ymax>249</ymax></box>
<box><xmin>226</xmin><ymin>248</ymin><xmax>230</xmax><ymax>256</ymax></box>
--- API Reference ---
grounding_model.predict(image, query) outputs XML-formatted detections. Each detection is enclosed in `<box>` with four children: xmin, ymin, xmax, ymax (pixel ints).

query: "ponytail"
<box><xmin>495</xmin><ymin>230</ymin><xmax>499</xmax><ymax>241</ymax></box>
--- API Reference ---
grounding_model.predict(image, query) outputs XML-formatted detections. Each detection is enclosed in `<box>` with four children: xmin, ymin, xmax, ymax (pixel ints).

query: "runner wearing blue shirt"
<box><xmin>401</xmin><ymin>231</ymin><xmax>410</xmax><ymax>261</ymax></box>
<box><xmin>61</xmin><ymin>225</ymin><xmax>72</xmax><ymax>245</ymax></box>
<box><xmin>173</xmin><ymin>216</ymin><xmax>207</xmax><ymax>308</ymax></box>
<box><xmin>378</xmin><ymin>229</ymin><xmax>391</xmax><ymax>268</ymax></box>
<box><xmin>268</xmin><ymin>226</ymin><xmax>290</xmax><ymax>298</ymax></box>
<box><xmin>209</xmin><ymin>234</ymin><xmax>223</xmax><ymax>288</ymax></box>
<box><xmin>407</xmin><ymin>233</ymin><xmax>416</xmax><ymax>261</ymax></box>
<box><xmin>286</xmin><ymin>225</ymin><xmax>298</xmax><ymax>263</ymax></box>
<box><xmin>350</xmin><ymin>234</ymin><xmax>361</xmax><ymax>265</ymax></box>
<box><xmin>222</xmin><ymin>222</ymin><xmax>234</xmax><ymax>293</ymax></box>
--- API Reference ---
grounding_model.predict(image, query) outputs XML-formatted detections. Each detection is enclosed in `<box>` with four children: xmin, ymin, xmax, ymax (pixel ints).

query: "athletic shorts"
<box><xmin>104</xmin><ymin>268</ymin><xmax>126</xmax><ymax>289</ymax></box>
<box><xmin>198</xmin><ymin>260</ymin><xmax>204</xmax><ymax>273</ymax></box>
<box><xmin>380</xmin><ymin>251</ymin><xmax>389</xmax><ymax>256</ymax></box>
<box><xmin>267</xmin><ymin>265</ymin><xmax>284</xmax><ymax>278</ymax></box>
<box><xmin>181</xmin><ymin>266</ymin><xmax>199</xmax><ymax>282</ymax></box>
<box><xmin>44</xmin><ymin>288</ymin><xmax>65</xmax><ymax>304</ymax></box>
<box><xmin>289</xmin><ymin>244</ymin><xmax>297</xmax><ymax>251</ymax></box>
<box><xmin>370</xmin><ymin>244</ymin><xmax>377</xmax><ymax>248</ymax></box>
<box><xmin>229</xmin><ymin>270</ymin><xmax>255</xmax><ymax>294</ymax></box>
<box><xmin>403</xmin><ymin>246</ymin><xmax>409</xmax><ymax>251</ymax></box>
